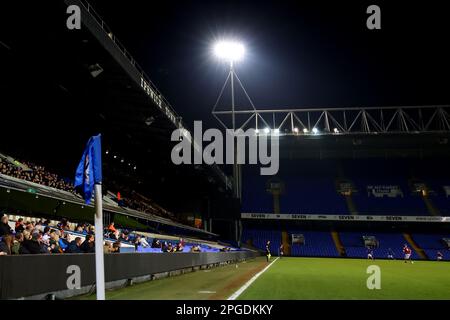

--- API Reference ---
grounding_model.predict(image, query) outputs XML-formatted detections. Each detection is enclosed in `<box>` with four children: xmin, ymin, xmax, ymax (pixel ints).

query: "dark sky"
<box><xmin>89</xmin><ymin>0</ymin><xmax>450</xmax><ymax>128</ymax></box>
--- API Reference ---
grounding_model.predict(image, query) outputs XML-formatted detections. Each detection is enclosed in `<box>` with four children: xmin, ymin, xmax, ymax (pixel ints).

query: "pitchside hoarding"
<box><xmin>241</xmin><ymin>213</ymin><xmax>450</xmax><ymax>223</ymax></box>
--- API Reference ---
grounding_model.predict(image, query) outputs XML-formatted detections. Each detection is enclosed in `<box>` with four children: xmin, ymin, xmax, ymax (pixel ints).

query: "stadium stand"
<box><xmin>411</xmin><ymin>233</ymin><xmax>450</xmax><ymax>261</ymax></box>
<box><xmin>0</xmin><ymin>154</ymin><xmax>177</xmax><ymax>221</ymax></box>
<box><xmin>339</xmin><ymin>231</ymin><xmax>421</xmax><ymax>259</ymax></box>
<box><xmin>0</xmin><ymin>214</ymin><xmax>238</xmax><ymax>255</ymax></box>
<box><xmin>241</xmin><ymin>228</ymin><xmax>282</xmax><ymax>254</ymax></box>
<box><xmin>242</xmin><ymin>159</ymin><xmax>450</xmax><ymax>216</ymax></box>
<box><xmin>242</xmin><ymin>160</ymin><xmax>349</xmax><ymax>214</ymax></box>
<box><xmin>241</xmin><ymin>226</ymin><xmax>450</xmax><ymax>260</ymax></box>
<box><xmin>288</xmin><ymin>231</ymin><xmax>340</xmax><ymax>257</ymax></box>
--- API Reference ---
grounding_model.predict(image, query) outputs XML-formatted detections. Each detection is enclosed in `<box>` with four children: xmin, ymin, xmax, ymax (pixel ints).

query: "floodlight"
<box><xmin>293</xmin><ymin>127</ymin><xmax>299</xmax><ymax>133</ymax></box>
<box><xmin>303</xmin><ymin>128</ymin><xmax>309</xmax><ymax>133</ymax></box>
<box><xmin>255</xmin><ymin>129</ymin><xmax>259</xmax><ymax>134</ymax></box>
<box><xmin>264</xmin><ymin>127</ymin><xmax>270</xmax><ymax>134</ymax></box>
<box><xmin>214</xmin><ymin>41</ymin><xmax>245</xmax><ymax>62</ymax></box>
<box><xmin>333</xmin><ymin>128</ymin><xmax>339</xmax><ymax>133</ymax></box>
<box><xmin>274</xmin><ymin>128</ymin><xmax>280</xmax><ymax>134</ymax></box>
<box><xmin>312</xmin><ymin>127</ymin><xmax>319</xmax><ymax>134</ymax></box>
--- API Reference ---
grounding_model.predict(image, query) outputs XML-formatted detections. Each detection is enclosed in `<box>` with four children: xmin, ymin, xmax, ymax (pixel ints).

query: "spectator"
<box><xmin>15</xmin><ymin>218</ymin><xmax>25</xmax><ymax>233</ymax></box>
<box><xmin>139</xmin><ymin>236</ymin><xmax>150</xmax><ymax>248</ymax></box>
<box><xmin>133</xmin><ymin>235</ymin><xmax>141</xmax><ymax>250</ymax></box>
<box><xmin>81</xmin><ymin>234</ymin><xmax>95</xmax><ymax>253</ymax></box>
<box><xmin>59</xmin><ymin>232</ymin><xmax>70</xmax><ymax>251</ymax></box>
<box><xmin>151</xmin><ymin>238</ymin><xmax>161</xmax><ymax>248</ymax></box>
<box><xmin>66</xmin><ymin>237</ymin><xmax>83</xmax><ymax>253</ymax></box>
<box><xmin>57</xmin><ymin>218</ymin><xmax>70</xmax><ymax>231</ymax></box>
<box><xmin>107</xmin><ymin>222</ymin><xmax>117</xmax><ymax>233</ymax></box>
<box><xmin>112</xmin><ymin>241</ymin><xmax>121</xmax><ymax>253</ymax></box>
<box><xmin>0</xmin><ymin>234</ymin><xmax>13</xmax><ymax>255</ymax></box>
<box><xmin>42</xmin><ymin>226</ymin><xmax>51</xmax><ymax>246</ymax></box>
<box><xmin>25</xmin><ymin>221</ymin><xmax>34</xmax><ymax>233</ymax></box>
<box><xmin>49</xmin><ymin>231</ymin><xmax>63</xmax><ymax>253</ymax></box>
<box><xmin>0</xmin><ymin>215</ymin><xmax>13</xmax><ymax>236</ymax></box>
<box><xmin>12</xmin><ymin>232</ymin><xmax>24</xmax><ymax>254</ymax></box>
<box><xmin>175</xmin><ymin>242</ymin><xmax>184</xmax><ymax>252</ymax></box>
<box><xmin>120</xmin><ymin>232</ymin><xmax>129</xmax><ymax>242</ymax></box>
<box><xmin>110</xmin><ymin>230</ymin><xmax>120</xmax><ymax>240</ymax></box>
<box><xmin>22</xmin><ymin>232</ymin><xmax>48</xmax><ymax>254</ymax></box>
<box><xmin>104</xmin><ymin>241</ymin><xmax>113</xmax><ymax>253</ymax></box>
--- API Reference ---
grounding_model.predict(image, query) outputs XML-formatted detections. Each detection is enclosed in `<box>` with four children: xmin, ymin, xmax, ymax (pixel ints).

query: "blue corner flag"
<box><xmin>74</xmin><ymin>134</ymin><xmax>102</xmax><ymax>204</ymax></box>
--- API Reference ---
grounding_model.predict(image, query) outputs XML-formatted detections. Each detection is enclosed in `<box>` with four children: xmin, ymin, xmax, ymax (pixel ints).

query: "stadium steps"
<box><xmin>282</xmin><ymin>230</ymin><xmax>291</xmax><ymax>256</ymax></box>
<box><xmin>331</xmin><ymin>231</ymin><xmax>346</xmax><ymax>257</ymax></box>
<box><xmin>403</xmin><ymin>233</ymin><xmax>428</xmax><ymax>260</ymax></box>
<box><xmin>422</xmin><ymin>196</ymin><xmax>440</xmax><ymax>216</ymax></box>
<box><xmin>344</xmin><ymin>195</ymin><xmax>358</xmax><ymax>215</ymax></box>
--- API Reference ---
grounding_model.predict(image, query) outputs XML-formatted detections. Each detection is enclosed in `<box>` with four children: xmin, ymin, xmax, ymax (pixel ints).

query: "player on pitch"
<box><xmin>266</xmin><ymin>240</ymin><xmax>271</xmax><ymax>262</ymax></box>
<box><xmin>402</xmin><ymin>244</ymin><xmax>413</xmax><ymax>263</ymax></box>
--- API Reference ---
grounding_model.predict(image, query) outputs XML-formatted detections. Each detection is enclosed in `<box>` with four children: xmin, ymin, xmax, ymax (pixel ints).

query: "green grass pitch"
<box><xmin>75</xmin><ymin>257</ymin><xmax>450</xmax><ymax>300</ymax></box>
<box><xmin>239</xmin><ymin>257</ymin><xmax>450</xmax><ymax>300</ymax></box>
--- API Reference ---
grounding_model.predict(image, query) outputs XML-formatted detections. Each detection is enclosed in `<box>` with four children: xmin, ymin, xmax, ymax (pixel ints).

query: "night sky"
<box><xmin>89</xmin><ymin>0</ymin><xmax>450</xmax><ymax>129</ymax></box>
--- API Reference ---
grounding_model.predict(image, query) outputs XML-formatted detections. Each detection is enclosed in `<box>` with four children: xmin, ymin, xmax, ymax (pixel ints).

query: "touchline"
<box><xmin>171</xmin><ymin>121</ymin><xmax>279</xmax><ymax>175</ymax></box>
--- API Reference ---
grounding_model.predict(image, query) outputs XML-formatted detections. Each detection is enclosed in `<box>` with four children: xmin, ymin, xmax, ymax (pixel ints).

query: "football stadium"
<box><xmin>1</xmin><ymin>0</ymin><xmax>450</xmax><ymax>306</ymax></box>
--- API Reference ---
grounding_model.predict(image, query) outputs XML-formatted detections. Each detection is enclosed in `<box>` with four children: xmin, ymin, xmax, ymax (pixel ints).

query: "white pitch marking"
<box><xmin>198</xmin><ymin>290</ymin><xmax>216</xmax><ymax>294</ymax></box>
<box><xmin>227</xmin><ymin>257</ymin><xmax>279</xmax><ymax>300</ymax></box>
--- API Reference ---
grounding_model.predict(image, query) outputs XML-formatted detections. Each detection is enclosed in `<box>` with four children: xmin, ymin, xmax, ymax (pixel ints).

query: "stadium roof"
<box><xmin>0</xmin><ymin>0</ymin><xmax>232</xmax><ymax>213</ymax></box>
<box><xmin>0</xmin><ymin>173</ymin><xmax>218</xmax><ymax>236</ymax></box>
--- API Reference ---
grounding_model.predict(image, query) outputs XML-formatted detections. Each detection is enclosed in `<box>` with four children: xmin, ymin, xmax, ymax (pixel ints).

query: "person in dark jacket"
<box><xmin>66</xmin><ymin>237</ymin><xmax>83</xmax><ymax>253</ymax></box>
<box><xmin>80</xmin><ymin>234</ymin><xmax>95</xmax><ymax>253</ymax></box>
<box><xmin>0</xmin><ymin>215</ymin><xmax>13</xmax><ymax>236</ymax></box>
<box><xmin>22</xmin><ymin>232</ymin><xmax>48</xmax><ymax>254</ymax></box>
<box><xmin>15</xmin><ymin>218</ymin><xmax>25</xmax><ymax>233</ymax></box>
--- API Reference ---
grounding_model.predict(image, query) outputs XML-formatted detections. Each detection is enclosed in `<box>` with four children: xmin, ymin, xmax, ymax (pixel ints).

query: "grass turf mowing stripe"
<box><xmin>227</xmin><ymin>257</ymin><xmax>279</xmax><ymax>300</ymax></box>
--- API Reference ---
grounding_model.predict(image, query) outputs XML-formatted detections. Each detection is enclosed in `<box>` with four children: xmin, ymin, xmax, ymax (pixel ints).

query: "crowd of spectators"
<box><xmin>0</xmin><ymin>215</ymin><xmax>96</xmax><ymax>255</ymax></box>
<box><xmin>0</xmin><ymin>158</ymin><xmax>74</xmax><ymax>192</ymax></box>
<box><xmin>1</xmin><ymin>157</ymin><xmax>177</xmax><ymax>221</ymax></box>
<box><xmin>0</xmin><ymin>215</ymin><xmax>209</xmax><ymax>256</ymax></box>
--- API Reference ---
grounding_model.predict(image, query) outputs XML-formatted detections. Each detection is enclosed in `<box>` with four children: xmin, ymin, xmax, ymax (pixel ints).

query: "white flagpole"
<box><xmin>94</xmin><ymin>183</ymin><xmax>105</xmax><ymax>300</ymax></box>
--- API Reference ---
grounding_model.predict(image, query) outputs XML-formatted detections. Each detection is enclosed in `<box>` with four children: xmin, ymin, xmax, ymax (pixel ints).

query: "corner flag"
<box><xmin>74</xmin><ymin>134</ymin><xmax>106</xmax><ymax>300</ymax></box>
<box><xmin>74</xmin><ymin>134</ymin><xmax>102</xmax><ymax>204</ymax></box>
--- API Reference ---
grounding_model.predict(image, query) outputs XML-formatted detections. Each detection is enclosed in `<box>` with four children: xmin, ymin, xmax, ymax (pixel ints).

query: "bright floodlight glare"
<box><xmin>255</xmin><ymin>129</ymin><xmax>259</xmax><ymax>134</ymax></box>
<box><xmin>274</xmin><ymin>128</ymin><xmax>280</xmax><ymax>134</ymax></box>
<box><xmin>214</xmin><ymin>41</ymin><xmax>245</xmax><ymax>62</ymax></box>
<box><xmin>312</xmin><ymin>127</ymin><xmax>319</xmax><ymax>134</ymax></box>
<box><xmin>333</xmin><ymin>128</ymin><xmax>339</xmax><ymax>133</ymax></box>
<box><xmin>264</xmin><ymin>127</ymin><xmax>270</xmax><ymax>134</ymax></box>
<box><xmin>303</xmin><ymin>128</ymin><xmax>309</xmax><ymax>133</ymax></box>
<box><xmin>293</xmin><ymin>127</ymin><xmax>299</xmax><ymax>133</ymax></box>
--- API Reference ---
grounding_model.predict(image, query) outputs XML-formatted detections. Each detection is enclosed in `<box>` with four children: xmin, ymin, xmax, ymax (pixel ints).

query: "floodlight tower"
<box><xmin>213</xmin><ymin>41</ymin><xmax>245</xmax><ymax>199</ymax></box>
